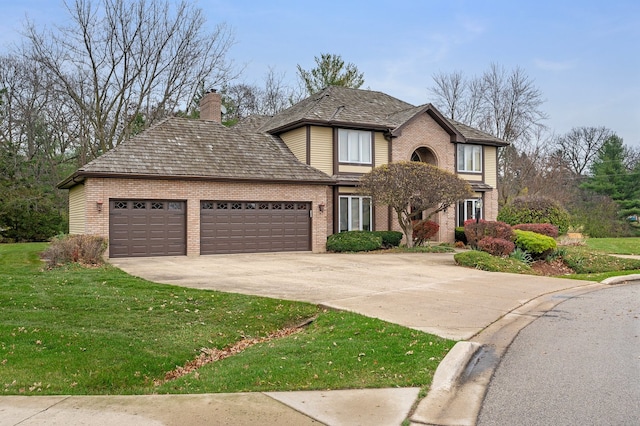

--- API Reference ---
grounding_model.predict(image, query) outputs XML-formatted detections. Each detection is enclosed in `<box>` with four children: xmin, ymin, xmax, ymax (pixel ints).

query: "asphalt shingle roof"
<box><xmin>59</xmin><ymin>117</ymin><xmax>333</xmax><ymax>188</ymax></box>
<box><xmin>259</xmin><ymin>86</ymin><xmax>508</xmax><ymax>146</ymax></box>
<box><xmin>259</xmin><ymin>86</ymin><xmax>415</xmax><ymax>132</ymax></box>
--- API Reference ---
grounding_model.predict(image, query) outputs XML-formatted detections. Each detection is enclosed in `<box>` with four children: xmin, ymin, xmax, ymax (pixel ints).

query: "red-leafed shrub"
<box><xmin>477</xmin><ymin>237</ymin><xmax>515</xmax><ymax>257</ymax></box>
<box><xmin>413</xmin><ymin>220</ymin><xmax>440</xmax><ymax>246</ymax></box>
<box><xmin>464</xmin><ymin>220</ymin><xmax>514</xmax><ymax>247</ymax></box>
<box><xmin>513</xmin><ymin>223</ymin><xmax>559</xmax><ymax>238</ymax></box>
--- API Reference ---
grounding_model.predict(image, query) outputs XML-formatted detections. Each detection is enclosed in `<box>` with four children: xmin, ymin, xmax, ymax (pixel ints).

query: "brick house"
<box><xmin>58</xmin><ymin>86</ymin><xmax>508</xmax><ymax>257</ymax></box>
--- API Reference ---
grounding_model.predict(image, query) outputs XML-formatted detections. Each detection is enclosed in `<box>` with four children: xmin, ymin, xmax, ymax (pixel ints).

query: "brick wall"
<box><xmin>82</xmin><ymin>177</ymin><xmax>329</xmax><ymax>256</ymax></box>
<box><xmin>388</xmin><ymin>114</ymin><xmax>458</xmax><ymax>243</ymax></box>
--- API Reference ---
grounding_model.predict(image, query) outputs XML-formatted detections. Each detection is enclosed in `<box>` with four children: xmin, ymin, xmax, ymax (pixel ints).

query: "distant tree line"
<box><xmin>0</xmin><ymin>0</ymin><xmax>637</xmax><ymax>241</ymax></box>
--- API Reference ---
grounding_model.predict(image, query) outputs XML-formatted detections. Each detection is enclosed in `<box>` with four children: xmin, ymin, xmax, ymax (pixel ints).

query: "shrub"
<box><xmin>464</xmin><ymin>220</ymin><xmax>514</xmax><ymax>247</ymax></box>
<box><xmin>326</xmin><ymin>231</ymin><xmax>382</xmax><ymax>252</ymax></box>
<box><xmin>454</xmin><ymin>250</ymin><xmax>533</xmax><ymax>274</ymax></box>
<box><xmin>372</xmin><ymin>231</ymin><xmax>403</xmax><ymax>248</ymax></box>
<box><xmin>477</xmin><ymin>237</ymin><xmax>515</xmax><ymax>257</ymax></box>
<box><xmin>455</xmin><ymin>227</ymin><xmax>467</xmax><ymax>244</ymax></box>
<box><xmin>513</xmin><ymin>229</ymin><xmax>557</xmax><ymax>258</ymax></box>
<box><xmin>42</xmin><ymin>234</ymin><xmax>108</xmax><ymax>268</ymax></box>
<box><xmin>412</xmin><ymin>220</ymin><xmax>440</xmax><ymax>246</ymax></box>
<box><xmin>513</xmin><ymin>223</ymin><xmax>559</xmax><ymax>238</ymax></box>
<box><xmin>498</xmin><ymin>196</ymin><xmax>570</xmax><ymax>234</ymax></box>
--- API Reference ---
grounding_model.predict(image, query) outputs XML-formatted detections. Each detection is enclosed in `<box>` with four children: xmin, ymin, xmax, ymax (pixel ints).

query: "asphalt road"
<box><xmin>478</xmin><ymin>282</ymin><xmax>640</xmax><ymax>426</ymax></box>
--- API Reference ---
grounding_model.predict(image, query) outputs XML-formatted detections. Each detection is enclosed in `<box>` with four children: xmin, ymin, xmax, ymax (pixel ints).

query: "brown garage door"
<box><xmin>200</xmin><ymin>201</ymin><xmax>311</xmax><ymax>255</ymax></box>
<box><xmin>109</xmin><ymin>200</ymin><xmax>186</xmax><ymax>258</ymax></box>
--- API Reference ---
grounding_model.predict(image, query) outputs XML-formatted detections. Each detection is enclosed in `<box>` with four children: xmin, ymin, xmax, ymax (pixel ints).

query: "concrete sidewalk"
<box><xmin>2</xmin><ymin>252</ymin><xmax>623</xmax><ymax>426</ymax></box>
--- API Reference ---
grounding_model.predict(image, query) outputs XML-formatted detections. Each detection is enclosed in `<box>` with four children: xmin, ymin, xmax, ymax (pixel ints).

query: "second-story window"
<box><xmin>457</xmin><ymin>144</ymin><xmax>482</xmax><ymax>173</ymax></box>
<box><xmin>338</xmin><ymin>129</ymin><xmax>371</xmax><ymax>164</ymax></box>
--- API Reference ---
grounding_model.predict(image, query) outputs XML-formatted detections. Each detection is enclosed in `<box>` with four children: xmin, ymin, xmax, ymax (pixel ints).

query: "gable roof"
<box><xmin>58</xmin><ymin>117</ymin><xmax>333</xmax><ymax>189</ymax></box>
<box><xmin>259</xmin><ymin>86</ymin><xmax>415</xmax><ymax>133</ymax></box>
<box><xmin>259</xmin><ymin>86</ymin><xmax>508</xmax><ymax>146</ymax></box>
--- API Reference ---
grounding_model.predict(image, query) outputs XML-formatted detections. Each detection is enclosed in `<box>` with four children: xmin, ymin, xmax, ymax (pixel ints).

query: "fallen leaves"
<box><xmin>154</xmin><ymin>319</ymin><xmax>315</xmax><ymax>386</ymax></box>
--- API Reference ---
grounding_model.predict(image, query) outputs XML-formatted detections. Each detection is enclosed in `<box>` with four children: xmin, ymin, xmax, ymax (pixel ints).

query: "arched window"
<box><xmin>410</xmin><ymin>147</ymin><xmax>437</xmax><ymax>165</ymax></box>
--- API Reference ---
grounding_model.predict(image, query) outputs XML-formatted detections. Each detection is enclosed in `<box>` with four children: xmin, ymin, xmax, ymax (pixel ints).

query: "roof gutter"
<box><xmin>58</xmin><ymin>171</ymin><xmax>336</xmax><ymax>189</ymax></box>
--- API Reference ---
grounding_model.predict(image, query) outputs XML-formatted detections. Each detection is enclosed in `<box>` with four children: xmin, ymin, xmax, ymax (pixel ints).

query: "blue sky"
<box><xmin>2</xmin><ymin>0</ymin><xmax>639</xmax><ymax>146</ymax></box>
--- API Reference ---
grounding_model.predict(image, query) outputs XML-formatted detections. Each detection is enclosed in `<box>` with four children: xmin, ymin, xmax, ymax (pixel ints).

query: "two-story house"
<box><xmin>59</xmin><ymin>86</ymin><xmax>508</xmax><ymax>258</ymax></box>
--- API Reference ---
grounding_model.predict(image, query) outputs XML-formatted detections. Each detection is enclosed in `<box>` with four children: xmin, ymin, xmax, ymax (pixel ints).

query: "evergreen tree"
<box><xmin>582</xmin><ymin>135</ymin><xmax>640</xmax><ymax>219</ymax></box>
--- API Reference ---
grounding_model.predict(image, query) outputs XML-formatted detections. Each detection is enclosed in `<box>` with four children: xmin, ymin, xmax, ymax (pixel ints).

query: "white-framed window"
<box><xmin>338</xmin><ymin>129</ymin><xmax>372</xmax><ymax>164</ymax></box>
<box><xmin>457</xmin><ymin>144</ymin><xmax>482</xmax><ymax>173</ymax></box>
<box><xmin>339</xmin><ymin>196</ymin><xmax>372</xmax><ymax>232</ymax></box>
<box><xmin>457</xmin><ymin>198</ymin><xmax>482</xmax><ymax>227</ymax></box>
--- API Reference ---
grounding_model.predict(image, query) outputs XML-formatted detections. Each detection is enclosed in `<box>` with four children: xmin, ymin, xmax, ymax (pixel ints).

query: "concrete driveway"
<box><xmin>111</xmin><ymin>252</ymin><xmax>590</xmax><ymax>340</ymax></box>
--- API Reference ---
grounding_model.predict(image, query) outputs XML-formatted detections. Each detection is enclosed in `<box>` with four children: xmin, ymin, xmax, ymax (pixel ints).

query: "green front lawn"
<box><xmin>0</xmin><ymin>243</ymin><xmax>453</xmax><ymax>395</ymax></box>
<box><xmin>585</xmin><ymin>237</ymin><xmax>640</xmax><ymax>255</ymax></box>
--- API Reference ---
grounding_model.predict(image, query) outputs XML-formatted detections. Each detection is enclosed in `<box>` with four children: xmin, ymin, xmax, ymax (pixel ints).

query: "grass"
<box><xmin>0</xmin><ymin>243</ymin><xmax>454</xmax><ymax>395</ymax></box>
<box><xmin>454</xmin><ymin>250</ymin><xmax>533</xmax><ymax>274</ymax></box>
<box><xmin>454</xmin><ymin>244</ymin><xmax>640</xmax><ymax>282</ymax></box>
<box><xmin>585</xmin><ymin>237</ymin><xmax>640</xmax><ymax>255</ymax></box>
<box><xmin>386</xmin><ymin>244</ymin><xmax>456</xmax><ymax>254</ymax></box>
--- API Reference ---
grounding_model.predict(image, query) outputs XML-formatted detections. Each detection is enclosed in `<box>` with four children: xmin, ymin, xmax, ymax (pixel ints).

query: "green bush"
<box><xmin>326</xmin><ymin>231</ymin><xmax>382</xmax><ymax>252</ymax></box>
<box><xmin>455</xmin><ymin>227</ymin><xmax>467</xmax><ymax>244</ymax></box>
<box><xmin>372</xmin><ymin>231</ymin><xmax>403</xmax><ymax>248</ymax></box>
<box><xmin>454</xmin><ymin>250</ymin><xmax>533</xmax><ymax>274</ymax></box>
<box><xmin>42</xmin><ymin>234</ymin><xmax>108</xmax><ymax>268</ymax></box>
<box><xmin>513</xmin><ymin>229</ymin><xmax>557</xmax><ymax>258</ymax></box>
<box><xmin>498</xmin><ymin>196</ymin><xmax>570</xmax><ymax>235</ymax></box>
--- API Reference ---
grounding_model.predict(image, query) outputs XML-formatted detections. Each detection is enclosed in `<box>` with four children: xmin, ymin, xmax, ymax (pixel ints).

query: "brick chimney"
<box><xmin>200</xmin><ymin>89</ymin><xmax>222</xmax><ymax>122</ymax></box>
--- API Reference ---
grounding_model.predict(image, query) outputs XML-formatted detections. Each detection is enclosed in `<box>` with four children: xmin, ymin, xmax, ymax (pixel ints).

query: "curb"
<box><xmin>601</xmin><ymin>274</ymin><xmax>640</xmax><ymax>285</ymax></box>
<box><xmin>429</xmin><ymin>342</ymin><xmax>483</xmax><ymax>392</ymax></box>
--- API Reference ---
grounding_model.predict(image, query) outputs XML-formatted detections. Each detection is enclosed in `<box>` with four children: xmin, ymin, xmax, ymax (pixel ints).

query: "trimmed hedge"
<box><xmin>513</xmin><ymin>223</ymin><xmax>559</xmax><ymax>238</ymax></box>
<box><xmin>455</xmin><ymin>227</ymin><xmax>467</xmax><ymax>244</ymax></box>
<box><xmin>326</xmin><ymin>231</ymin><xmax>382</xmax><ymax>252</ymax></box>
<box><xmin>477</xmin><ymin>237</ymin><xmax>516</xmax><ymax>257</ymax></box>
<box><xmin>373</xmin><ymin>231</ymin><xmax>403</xmax><ymax>248</ymax></box>
<box><xmin>513</xmin><ymin>229</ymin><xmax>557</xmax><ymax>257</ymax></box>
<box><xmin>498</xmin><ymin>196</ymin><xmax>570</xmax><ymax>234</ymax></box>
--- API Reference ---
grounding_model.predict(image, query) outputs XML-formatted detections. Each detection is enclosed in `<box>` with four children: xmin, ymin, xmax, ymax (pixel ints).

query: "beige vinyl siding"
<box><xmin>484</xmin><ymin>146</ymin><xmax>497</xmax><ymax>188</ymax></box>
<box><xmin>374</xmin><ymin>131</ymin><xmax>388</xmax><ymax>166</ymax></box>
<box><xmin>339</xmin><ymin>165</ymin><xmax>373</xmax><ymax>174</ymax></box>
<box><xmin>338</xmin><ymin>186</ymin><xmax>360</xmax><ymax>194</ymax></box>
<box><xmin>309</xmin><ymin>126</ymin><xmax>333</xmax><ymax>175</ymax></box>
<box><xmin>68</xmin><ymin>184</ymin><xmax>86</xmax><ymax>234</ymax></box>
<box><xmin>279</xmin><ymin>127</ymin><xmax>307</xmax><ymax>163</ymax></box>
<box><xmin>458</xmin><ymin>173</ymin><xmax>483</xmax><ymax>181</ymax></box>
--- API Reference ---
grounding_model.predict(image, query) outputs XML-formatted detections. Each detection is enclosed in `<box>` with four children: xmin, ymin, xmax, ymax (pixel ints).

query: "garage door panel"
<box><xmin>200</xmin><ymin>201</ymin><xmax>311</xmax><ymax>255</ymax></box>
<box><xmin>109</xmin><ymin>200</ymin><xmax>186</xmax><ymax>258</ymax></box>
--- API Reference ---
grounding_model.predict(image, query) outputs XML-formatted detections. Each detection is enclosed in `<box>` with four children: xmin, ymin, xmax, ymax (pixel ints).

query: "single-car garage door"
<box><xmin>109</xmin><ymin>200</ymin><xmax>186</xmax><ymax>258</ymax></box>
<box><xmin>200</xmin><ymin>201</ymin><xmax>311</xmax><ymax>254</ymax></box>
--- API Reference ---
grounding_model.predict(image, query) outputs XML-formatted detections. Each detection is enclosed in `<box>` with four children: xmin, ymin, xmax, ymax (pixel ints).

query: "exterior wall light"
<box><xmin>96</xmin><ymin>200</ymin><xmax>103</xmax><ymax>212</ymax></box>
<box><xmin>318</xmin><ymin>203</ymin><xmax>325</xmax><ymax>212</ymax></box>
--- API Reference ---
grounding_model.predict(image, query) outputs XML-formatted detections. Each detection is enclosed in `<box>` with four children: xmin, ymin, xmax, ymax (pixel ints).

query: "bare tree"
<box><xmin>430</xmin><ymin>70</ymin><xmax>483</xmax><ymax>124</ymax></box>
<box><xmin>430</xmin><ymin>64</ymin><xmax>547</xmax><ymax>146</ymax></box>
<box><xmin>222</xmin><ymin>67</ymin><xmax>301</xmax><ymax>123</ymax></box>
<box><xmin>553</xmin><ymin>126</ymin><xmax>613</xmax><ymax>175</ymax></box>
<box><xmin>23</xmin><ymin>0</ymin><xmax>236</xmax><ymax>160</ymax></box>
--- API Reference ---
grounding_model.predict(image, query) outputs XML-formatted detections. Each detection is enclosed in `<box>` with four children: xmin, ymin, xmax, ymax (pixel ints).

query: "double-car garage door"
<box><xmin>200</xmin><ymin>201</ymin><xmax>311</xmax><ymax>254</ymax></box>
<box><xmin>109</xmin><ymin>199</ymin><xmax>311</xmax><ymax>257</ymax></box>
